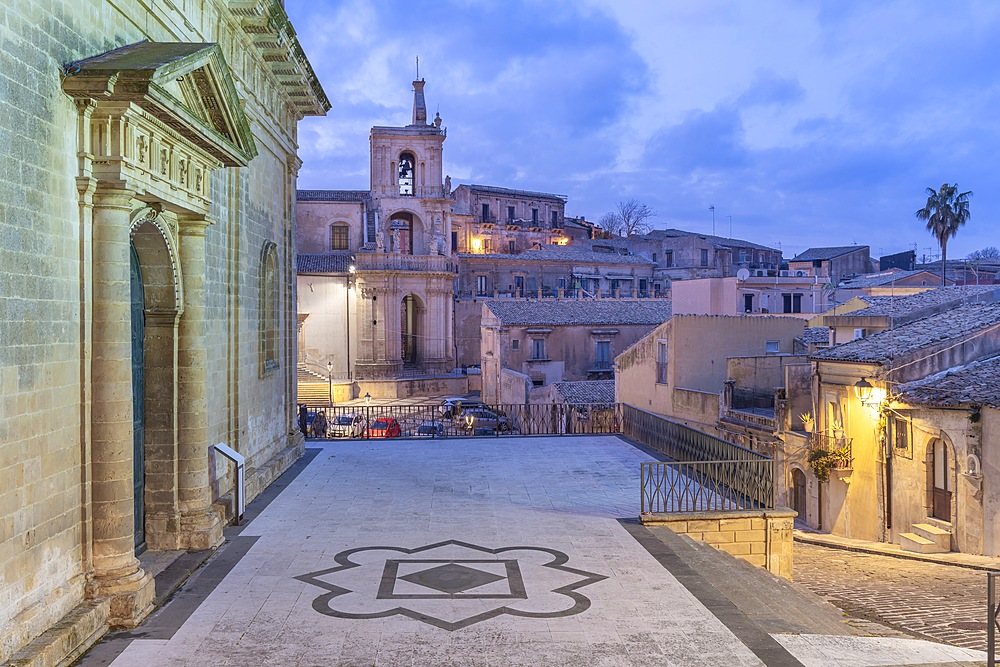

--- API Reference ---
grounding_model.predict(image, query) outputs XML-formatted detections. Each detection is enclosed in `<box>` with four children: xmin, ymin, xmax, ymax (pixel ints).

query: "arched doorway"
<box><xmin>928</xmin><ymin>439</ymin><xmax>953</xmax><ymax>522</ymax></box>
<box><xmin>401</xmin><ymin>294</ymin><xmax>419</xmax><ymax>365</ymax></box>
<box><xmin>130</xmin><ymin>243</ymin><xmax>146</xmax><ymax>552</ymax></box>
<box><xmin>389</xmin><ymin>212</ymin><xmax>414</xmax><ymax>254</ymax></box>
<box><xmin>790</xmin><ymin>468</ymin><xmax>807</xmax><ymax>521</ymax></box>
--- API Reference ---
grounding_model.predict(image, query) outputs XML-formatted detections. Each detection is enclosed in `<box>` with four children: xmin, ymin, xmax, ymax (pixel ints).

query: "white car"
<box><xmin>328</xmin><ymin>413</ymin><xmax>366</xmax><ymax>438</ymax></box>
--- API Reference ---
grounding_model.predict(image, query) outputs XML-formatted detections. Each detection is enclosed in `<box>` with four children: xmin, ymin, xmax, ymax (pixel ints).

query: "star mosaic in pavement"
<box><xmin>295</xmin><ymin>539</ymin><xmax>607</xmax><ymax>631</ymax></box>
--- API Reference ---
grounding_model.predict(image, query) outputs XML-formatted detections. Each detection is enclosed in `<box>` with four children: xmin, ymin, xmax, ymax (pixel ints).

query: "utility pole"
<box><xmin>709</xmin><ymin>205</ymin><xmax>715</xmax><ymax>235</ymax></box>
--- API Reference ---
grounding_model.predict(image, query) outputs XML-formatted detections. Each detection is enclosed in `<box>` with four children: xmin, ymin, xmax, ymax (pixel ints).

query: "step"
<box><xmin>922</xmin><ymin>516</ymin><xmax>953</xmax><ymax>533</ymax></box>
<box><xmin>911</xmin><ymin>523</ymin><xmax>951</xmax><ymax>551</ymax></box>
<box><xmin>644</xmin><ymin>525</ymin><xmax>866</xmax><ymax>637</ymax></box>
<box><xmin>899</xmin><ymin>532</ymin><xmax>949</xmax><ymax>554</ymax></box>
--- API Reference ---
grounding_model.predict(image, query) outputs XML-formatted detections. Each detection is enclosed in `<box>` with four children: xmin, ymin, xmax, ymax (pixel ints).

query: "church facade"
<box><xmin>0</xmin><ymin>2</ymin><xmax>327</xmax><ymax>664</ymax></box>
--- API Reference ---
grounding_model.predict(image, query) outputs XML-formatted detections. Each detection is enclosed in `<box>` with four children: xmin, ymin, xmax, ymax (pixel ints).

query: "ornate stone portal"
<box><xmin>64</xmin><ymin>41</ymin><xmax>257</xmax><ymax>628</ymax></box>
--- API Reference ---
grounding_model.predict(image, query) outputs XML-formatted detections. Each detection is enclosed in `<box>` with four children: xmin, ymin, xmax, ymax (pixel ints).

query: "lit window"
<box><xmin>398</xmin><ymin>152</ymin><xmax>414</xmax><ymax>196</ymax></box>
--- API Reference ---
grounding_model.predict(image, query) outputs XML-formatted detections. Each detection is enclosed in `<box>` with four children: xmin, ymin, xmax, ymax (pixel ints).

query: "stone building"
<box><xmin>0</xmin><ymin>3</ymin><xmax>327</xmax><ymax>664</ymax></box>
<box><xmin>795</xmin><ymin>301</ymin><xmax>1000</xmax><ymax>554</ymax></box>
<box><xmin>787</xmin><ymin>245</ymin><xmax>874</xmax><ymax>285</ymax></box>
<box><xmin>296</xmin><ymin>79</ymin><xmax>458</xmax><ymax>387</ymax></box>
<box><xmin>450</xmin><ymin>184</ymin><xmax>568</xmax><ymax>254</ymax></box>
<box><xmin>615</xmin><ymin>315</ymin><xmax>805</xmax><ymax>435</ymax></box>
<box><xmin>481</xmin><ymin>300</ymin><xmax>672</xmax><ymax>403</ymax></box>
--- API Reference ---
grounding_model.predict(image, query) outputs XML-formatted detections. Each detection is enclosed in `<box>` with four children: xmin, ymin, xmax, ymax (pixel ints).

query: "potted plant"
<box><xmin>800</xmin><ymin>412</ymin><xmax>814</xmax><ymax>433</ymax></box>
<box><xmin>808</xmin><ymin>444</ymin><xmax>853</xmax><ymax>482</ymax></box>
<box><xmin>831</xmin><ymin>419</ymin><xmax>845</xmax><ymax>441</ymax></box>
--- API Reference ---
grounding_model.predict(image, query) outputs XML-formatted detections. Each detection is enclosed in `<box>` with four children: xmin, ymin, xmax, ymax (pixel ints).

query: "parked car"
<box><xmin>439</xmin><ymin>397</ymin><xmax>472</xmax><ymax>418</ymax></box>
<box><xmin>367</xmin><ymin>418</ymin><xmax>402</xmax><ymax>438</ymax></box>
<box><xmin>328</xmin><ymin>412</ymin><xmax>366</xmax><ymax>438</ymax></box>
<box><xmin>414</xmin><ymin>421</ymin><xmax>446</xmax><ymax>438</ymax></box>
<box><xmin>457</xmin><ymin>408</ymin><xmax>509</xmax><ymax>433</ymax></box>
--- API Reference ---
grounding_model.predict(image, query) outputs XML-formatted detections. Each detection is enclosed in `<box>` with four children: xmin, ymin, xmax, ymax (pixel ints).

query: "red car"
<box><xmin>367</xmin><ymin>418</ymin><xmax>401</xmax><ymax>438</ymax></box>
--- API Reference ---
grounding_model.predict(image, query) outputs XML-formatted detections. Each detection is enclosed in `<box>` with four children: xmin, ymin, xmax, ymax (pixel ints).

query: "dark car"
<box><xmin>414</xmin><ymin>421</ymin><xmax>446</xmax><ymax>438</ymax></box>
<box><xmin>368</xmin><ymin>418</ymin><xmax>402</xmax><ymax>438</ymax></box>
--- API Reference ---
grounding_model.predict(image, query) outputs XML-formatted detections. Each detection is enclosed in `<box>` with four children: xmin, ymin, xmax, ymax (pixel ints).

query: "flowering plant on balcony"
<box><xmin>808</xmin><ymin>443</ymin><xmax>852</xmax><ymax>482</ymax></box>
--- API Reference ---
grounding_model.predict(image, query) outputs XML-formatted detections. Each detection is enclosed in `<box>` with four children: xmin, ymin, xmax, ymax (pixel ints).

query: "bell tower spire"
<box><xmin>412</xmin><ymin>76</ymin><xmax>427</xmax><ymax>125</ymax></box>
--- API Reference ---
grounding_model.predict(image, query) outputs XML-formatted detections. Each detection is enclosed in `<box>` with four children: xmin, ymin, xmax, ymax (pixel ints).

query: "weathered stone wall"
<box><xmin>641</xmin><ymin>510</ymin><xmax>797</xmax><ymax>580</ymax></box>
<box><xmin>0</xmin><ymin>1</ymin><xmax>322</xmax><ymax>662</ymax></box>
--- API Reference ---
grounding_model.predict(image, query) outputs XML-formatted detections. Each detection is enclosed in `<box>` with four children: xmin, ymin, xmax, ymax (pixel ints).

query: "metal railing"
<box><xmin>988</xmin><ymin>572</ymin><xmax>1000</xmax><ymax>665</ymax></box>
<box><xmin>300</xmin><ymin>402</ymin><xmax>620</xmax><ymax>440</ymax></box>
<box><xmin>641</xmin><ymin>460</ymin><xmax>776</xmax><ymax>513</ymax></box>
<box><xmin>622</xmin><ymin>404</ymin><xmax>775</xmax><ymax>513</ymax></box>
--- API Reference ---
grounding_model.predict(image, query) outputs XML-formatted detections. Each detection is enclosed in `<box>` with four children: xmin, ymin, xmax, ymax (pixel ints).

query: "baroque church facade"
<box><xmin>0</xmin><ymin>2</ymin><xmax>327</xmax><ymax>664</ymax></box>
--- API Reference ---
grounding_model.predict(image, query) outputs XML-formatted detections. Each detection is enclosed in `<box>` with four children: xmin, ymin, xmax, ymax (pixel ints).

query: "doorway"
<box><xmin>929</xmin><ymin>439</ymin><xmax>952</xmax><ymax>522</ymax></box>
<box><xmin>791</xmin><ymin>468</ymin><xmax>807</xmax><ymax>520</ymax></box>
<box><xmin>130</xmin><ymin>243</ymin><xmax>146</xmax><ymax>552</ymax></box>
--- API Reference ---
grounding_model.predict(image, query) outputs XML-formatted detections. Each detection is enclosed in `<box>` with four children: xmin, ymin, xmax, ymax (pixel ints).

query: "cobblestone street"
<box><xmin>794</xmin><ymin>541</ymin><xmax>990</xmax><ymax>650</ymax></box>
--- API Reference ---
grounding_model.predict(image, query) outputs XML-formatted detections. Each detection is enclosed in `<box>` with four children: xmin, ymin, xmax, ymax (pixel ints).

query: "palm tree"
<box><xmin>915</xmin><ymin>183</ymin><xmax>972</xmax><ymax>286</ymax></box>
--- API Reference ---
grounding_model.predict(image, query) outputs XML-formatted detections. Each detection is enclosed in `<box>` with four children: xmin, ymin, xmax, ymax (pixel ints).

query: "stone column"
<box><xmin>176</xmin><ymin>216</ymin><xmax>225</xmax><ymax>549</ymax></box>
<box><xmin>87</xmin><ymin>184</ymin><xmax>154</xmax><ymax>627</ymax></box>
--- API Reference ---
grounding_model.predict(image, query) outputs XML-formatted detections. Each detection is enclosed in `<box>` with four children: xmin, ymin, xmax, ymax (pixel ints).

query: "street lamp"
<box><xmin>364</xmin><ymin>392</ymin><xmax>371</xmax><ymax>406</ymax></box>
<box><xmin>854</xmin><ymin>377</ymin><xmax>873</xmax><ymax>404</ymax></box>
<box><xmin>327</xmin><ymin>361</ymin><xmax>333</xmax><ymax>406</ymax></box>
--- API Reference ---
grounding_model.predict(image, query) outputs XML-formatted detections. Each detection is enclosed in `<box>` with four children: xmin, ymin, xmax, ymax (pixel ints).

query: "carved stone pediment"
<box><xmin>63</xmin><ymin>41</ymin><xmax>257</xmax><ymax>166</ymax></box>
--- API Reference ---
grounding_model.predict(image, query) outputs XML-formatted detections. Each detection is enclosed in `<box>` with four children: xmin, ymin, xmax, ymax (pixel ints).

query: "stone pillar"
<box><xmin>87</xmin><ymin>185</ymin><xmax>154</xmax><ymax>627</ymax></box>
<box><xmin>176</xmin><ymin>216</ymin><xmax>225</xmax><ymax>550</ymax></box>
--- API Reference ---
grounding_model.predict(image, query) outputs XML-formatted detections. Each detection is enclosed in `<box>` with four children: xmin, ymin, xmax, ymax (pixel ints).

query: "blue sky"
<box><xmin>287</xmin><ymin>0</ymin><xmax>1000</xmax><ymax>260</ymax></box>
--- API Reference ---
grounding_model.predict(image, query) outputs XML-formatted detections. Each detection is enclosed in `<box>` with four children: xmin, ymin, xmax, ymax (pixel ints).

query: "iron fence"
<box><xmin>622</xmin><ymin>404</ymin><xmax>775</xmax><ymax>513</ymax></box>
<box><xmin>990</xmin><ymin>572</ymin><xmax>1000</xmax><ymax>665</ymax></box>
<box><xmin>641</xmin><ymin>460</ymin><xmax>776</xmax><ymax>513</ymax></box>
<box><xmin>299</xmin><ymin>402</ymin><xmax>620</xmax><ymax>440</ymax></box>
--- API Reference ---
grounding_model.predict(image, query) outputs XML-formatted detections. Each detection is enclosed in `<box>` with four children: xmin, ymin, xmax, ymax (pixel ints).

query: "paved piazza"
<box><xmin>91</xmin><ymin>437</ymin><xmax>984</xmax><ymax>666</ymax></box>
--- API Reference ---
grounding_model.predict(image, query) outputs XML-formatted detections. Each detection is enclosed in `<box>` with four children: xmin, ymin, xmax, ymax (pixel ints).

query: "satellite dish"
<box><xmin>736</xmin><ymin>268</ymin><xmax>750</xmax><ymax>281</ymax></box>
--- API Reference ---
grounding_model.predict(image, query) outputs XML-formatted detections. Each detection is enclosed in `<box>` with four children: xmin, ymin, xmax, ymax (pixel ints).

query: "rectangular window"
<box><xmin>893</xmin><ymin>417</ymin><xmax>910</xmax><ymax>451</ymax></box>
<box><xmin>700</xmin><ymin>249</ymin><xmax>709</xmax><ymax>266</ymax></box>
<box><xmin>854</xmin><ymin>328</ymin><xmax>867</xmax><ymax>340</ymax></box>
<box><xmin>532</xmin><ymin>208</ymin><xmax>538</xmax><ymax>225</ymax></box>
<box><xmin>483</xmin><ymin>237</ymin><xmax>492</xmax><ymax>252</ymax></box>
<box><xmin>765</xmin><ymin>340</ymin><xmax>779</xmax><ymax>354</ymax></box>
<box><xmin>508</xmin><ymin>240</ymin><xmax>515</xmax><ymax>254</ymax></box>
<box><xmin>558</xmin><ymin>277</ymin><xmax>567</xmax><ymax>290</ymax></box>
<box><xmin>551</xmin><ymin>210</ymin><xmax>558</xmax><ymax>226</ymax></box>
<box><xmin>514</xmin><ymin>275</ymin><xmax>525</xmax><ymax>295</ymax></box>
<box><xmin>792</xmin><ymin>293</ymin><xmax>802</xmax><ymax>313</ymax></box>
<box><xmin>652</xmin><ymin>252</ymin><xmax>657</xmax><ymax>263</ymax></box>
<box><xmin>782</xmin><ymin>293</ymin><xmax>793</xmax><ymax>313</ymax></box>
<box><xmin>664</xmin><ymin>251</ymin><xmax>673</xmax><ymax>267</ymax></box>
<box><xmin>739</xmin><ymin>250</ymin><xmax>748</xmax><ymax>263</ymax></box>
<box><xmin>744</xmin><ymin>294</ymin><xmax>754</xmax><ymax>313</ymax></box>
<box><xmin>507</xmin><ymin>206</ymin><xmax>515</xmax><ymax>222</ymax></box>
<box><xmin>531</xmin><ymin>338</ymin><xmax>546</xmax><ymax>360</ymax></box>
<box><xmin>595</xmin><ymin>341</ymin><xmax>611</xmax><ymax>369</ymax></box>
<box><xmin>656</xmin><ymin>340</ymin><xmax>668</xmax><ymax>384</ymax></box>
<box><xmin>476</xmin><ymin>275</ymin><xmax>488</xmax><ymax>296</ymax></box>
<box><xmin>638</xmin><ymin>278</ymin><xmax>648</xmax><ymax>295</ymax></box>
<box><xmin>511</xmin><ymin>339</ymin><xmax>520</xmax><ymax>351</ymax></box>
<box><xmin>331</xmin><ymin>225</ymin><xmax>349</xmax><ymax>250</ymax></box>
<box><xmin>482</xmin><ymin>203</ymin><xmax>490</xmax><ymax>221</ymax></box>
<box><xmin>451</xmin><ymin>231</ymin><xmax>458</xmax><ymax>253</ymax></box>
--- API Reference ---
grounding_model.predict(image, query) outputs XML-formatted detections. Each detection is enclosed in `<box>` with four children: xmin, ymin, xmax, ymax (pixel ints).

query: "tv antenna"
<box><xmin>415</xmin><ymin>56</ymin><xmax>419</xmax><ymax>80</ymax></box>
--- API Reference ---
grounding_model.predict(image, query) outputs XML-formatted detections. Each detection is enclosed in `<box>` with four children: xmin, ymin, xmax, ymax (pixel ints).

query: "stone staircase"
<box><xmin>899</xmin><ymin>520</ymin><xmax>952</xmax><ymax>554</ymax></box>
<box><xmin>642</xmin><ymin>523</ymin><xmax>879</xmax><ymax>637</ymax></box>
<box><xmin>297</xmin><ymin>363</ymin><xmax>331</xmax><ymax>405</ymax></box>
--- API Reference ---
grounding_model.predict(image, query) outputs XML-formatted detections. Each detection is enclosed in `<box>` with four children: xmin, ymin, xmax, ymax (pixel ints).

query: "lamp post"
<box><xmin>327</xmin><ymin>360</ymin><xmax>333</xmax><ymax>406</ymax></box>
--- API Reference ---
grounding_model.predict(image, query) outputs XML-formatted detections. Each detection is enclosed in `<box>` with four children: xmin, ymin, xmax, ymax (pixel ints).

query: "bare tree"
<box><xmin>599</xmin><ymin>199</ymin><xmax>656</xmax><ymax>237</ymax></box>
<box><xmin>597</xmin><ymin>212</ymin><xmax>622</xmax><ymax>238</ymax></box>
<box><xmin>968</xmin><ymin>246</ymin><xmax>1000</xmax><ymax>260</ymax></box>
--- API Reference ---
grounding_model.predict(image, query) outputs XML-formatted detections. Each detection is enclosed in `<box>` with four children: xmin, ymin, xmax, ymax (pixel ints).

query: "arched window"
<box><xmin>260</xmin><ymin>243</ymin><xmax>279</xmax><ymax>373</ymax></box>
<box><xmin>331</xmin><ymin>223</ymin><xmax>349</xmax><ymax>250</ymax></box>
<box><xmin>398</xmin><ymin>151</ymin><xmax>415</xmax><ymax>196</ymax></box>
